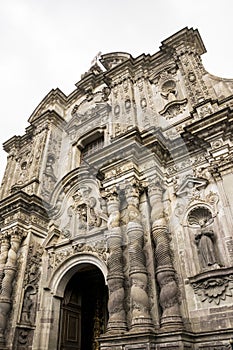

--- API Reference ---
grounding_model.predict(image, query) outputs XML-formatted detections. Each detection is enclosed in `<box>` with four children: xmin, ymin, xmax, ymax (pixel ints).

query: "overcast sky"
<box><xmin>0</xmin><ymin>0</ymin><xmax>233</xmax><ymax>181</ymax></box>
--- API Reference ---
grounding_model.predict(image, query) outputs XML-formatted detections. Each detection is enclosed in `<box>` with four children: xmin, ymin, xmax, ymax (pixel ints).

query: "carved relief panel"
<box><xmin>50</xmin><ymin>179</ymin><xmax>108</xmax><ymax>241</ymax></box>
<box><xmin>40</xmin><ymin>129</ymin><xmax>62</xmax><ymax>200</ymax></box>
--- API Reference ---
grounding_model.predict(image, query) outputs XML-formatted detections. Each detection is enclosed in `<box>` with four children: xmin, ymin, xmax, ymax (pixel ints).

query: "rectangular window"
<box><xmin>81</xmin><ymin>136</ymin><xmax>104</xmax><ymax>159</ymax></box>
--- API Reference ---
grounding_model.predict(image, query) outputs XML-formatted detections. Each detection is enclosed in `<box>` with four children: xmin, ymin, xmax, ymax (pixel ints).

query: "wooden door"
<box><xmin>60</xmin><ymin>304</ymin><xmax>81</xmax><ymax>350</ymax></box>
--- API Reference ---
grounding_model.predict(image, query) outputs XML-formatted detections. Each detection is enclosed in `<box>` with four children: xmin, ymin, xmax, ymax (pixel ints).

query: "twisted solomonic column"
<box><xmin>0</xmin><ymin>227</ymin><xmax>24</xmax><ymax>347</ymax></box>
<box><xmin>124</xmin><ymin>180</ymin><xmax>153</xmax><ymax>331</ymax></box>
<box><xmin>0</xmin><ymin>233</ymin><xmax>10</xmax><ymax>294</ymax></box>
<box><xmin>148</xmin><ymin>178</ymin><xmax>183</xmax><ymax>331</ymax></box>
<box><xmin>105</xmin><ymin>187</ymin><xmax>127</xmax><ymax>333</ymax></box>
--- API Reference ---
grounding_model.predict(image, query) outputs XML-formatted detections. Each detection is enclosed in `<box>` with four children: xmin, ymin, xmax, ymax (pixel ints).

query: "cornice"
<box><xmin>0</xmin><ymin>191</ymin><xmax>49</xmax><ymax>219</ymax></box>
<box><xmin>160</xmin><ymin>27</ymin><xmax>206</xmax><ymax>56</ymax></box>
<box><xmin>183</xmin><ymin>107</ymin><xmax>233</xmax><ymax>140</ymax></box>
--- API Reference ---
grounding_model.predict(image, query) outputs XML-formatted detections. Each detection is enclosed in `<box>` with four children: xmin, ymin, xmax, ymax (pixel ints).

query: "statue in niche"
<box><xmin>187</xmin><ymin>207</ymin><xmax>220</xmax><ymax>270</ymax></box>
<box><xmin>21</xmin><ymin>288</ymin><xmax>33</xmax><ymax>324</ymax></box>
<box><xmin>195</xmin><ymin>230</ymin><xmax>219</xmax><ymax>269</ymax></box>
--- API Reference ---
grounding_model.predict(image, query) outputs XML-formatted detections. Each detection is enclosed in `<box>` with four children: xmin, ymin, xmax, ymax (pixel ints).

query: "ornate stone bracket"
<box><xmin>189</xmin><ymin>267</ymin><xmax>233</xmax><ymax>305</ymax></box>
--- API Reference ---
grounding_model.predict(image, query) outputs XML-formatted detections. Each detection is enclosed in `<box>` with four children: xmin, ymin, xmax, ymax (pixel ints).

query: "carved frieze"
<box><xmin>48</xmin><ymin>241</ymin><xmax>108</xmax><ymax>272</ymax></box>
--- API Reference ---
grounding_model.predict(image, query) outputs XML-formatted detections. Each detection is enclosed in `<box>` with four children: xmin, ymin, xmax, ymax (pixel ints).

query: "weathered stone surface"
<box><xmin>1</xmin><ymin>27</ymin><xmax>233</xmax><ymax>349</ymax></box>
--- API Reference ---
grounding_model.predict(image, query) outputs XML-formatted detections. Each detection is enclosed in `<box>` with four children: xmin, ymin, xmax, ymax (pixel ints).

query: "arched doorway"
<box><xmin>58</xmin><ymin>263</ymin><xmax>108</xmax><ymax>350</ymax></box>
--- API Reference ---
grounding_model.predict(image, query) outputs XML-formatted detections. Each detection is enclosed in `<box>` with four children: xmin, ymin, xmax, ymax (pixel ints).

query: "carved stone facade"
<box><xmin>0</xmin><ymin>27</ymin><xmax>233</xmax><ymax>349</ymax></box>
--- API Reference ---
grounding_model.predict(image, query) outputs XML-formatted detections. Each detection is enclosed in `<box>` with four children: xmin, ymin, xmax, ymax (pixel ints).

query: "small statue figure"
<box><xmin>77</xmin><ymin>204</ymin><xmax>87</xmax><ymax>230</ymax></box>
<box><xmin>21</xmin><ymin>290</ymin><xmax>33</xmax><ymax>324</ymax></box>
<box><xmin>88</xmin><ymin>197</ymin><xmax>101</xmax><ymax>228</ymax></box>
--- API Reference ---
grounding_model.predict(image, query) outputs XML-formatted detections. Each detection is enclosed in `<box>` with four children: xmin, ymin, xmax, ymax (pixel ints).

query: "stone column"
<box><xmin>0</xmin><ymin>234</ymin><xmax>10</xmax><ymax>294</ymax></box>
<box><xmin>124</xmin><ymin>181</ymin><xmax>153</xmax><ymax>331</ymax></box>
<box><xmin>0</xmin><ymin>228</ymin><xmax>24</xmax><ymax>348</ymax></box>
<box><xmin>105</xmin><ymin>187</ymin><xmax>127</xmax><ymax>333</ymax></box>
<box><xmin>148</xmin><ymin>178</ymin><xmax>183</xmax><ymax>331</ymax></box>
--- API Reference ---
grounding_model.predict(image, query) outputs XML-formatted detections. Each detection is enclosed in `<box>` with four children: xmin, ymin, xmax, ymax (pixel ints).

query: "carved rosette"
<box><xmin>105</xmin><ymin>187</ymin><xmax>127</xmax><ymax>333</ymax></box>
<box><xmin>148</xmin><ymin>178</ymin><xmax>183</xmax><ymax>330</ymax></box>
<box><xmin>124</xmin><ymin>181</ymin><xmax>153</xmax><ymax>330</ymax></box>
<box><xmin>0</xmin><ymin>227</ymin><xmax>25</xmax><ymax>347</ymax></box>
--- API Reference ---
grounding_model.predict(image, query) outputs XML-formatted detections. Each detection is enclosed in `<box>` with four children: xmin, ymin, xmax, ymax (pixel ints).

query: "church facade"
<box><xmin>0</xmin><ymin>27</ymin><xmax>233</xmax><ymax>349</ymax></box>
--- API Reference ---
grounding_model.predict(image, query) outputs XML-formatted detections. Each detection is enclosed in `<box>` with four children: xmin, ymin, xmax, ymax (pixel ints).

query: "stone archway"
<box><xmin>58</xmin><ymin>263</ymin><xmax>108</xmax><ymax>350</ymax></box>
<box><xmin>34</xmin><ymin>254</ymin><xmax>108</xmax><ymax>350</ymax></box>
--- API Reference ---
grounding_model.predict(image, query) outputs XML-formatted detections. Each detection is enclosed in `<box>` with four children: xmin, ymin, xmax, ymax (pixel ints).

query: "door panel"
<box><xmin>59</xmin><ymin>266</ymin><xmax>108</xmax><ymax>350</ymax></box>
<box><xmin>60</xmin><ymin>306</ymin><xmax>81</xmax><ymax>350</ymax></box>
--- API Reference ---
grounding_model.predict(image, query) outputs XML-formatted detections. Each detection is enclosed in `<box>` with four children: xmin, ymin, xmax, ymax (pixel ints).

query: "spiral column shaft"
<box><xmin>148</xmin><ymin>180</ymin><xmax>183</xmax><ymax>331</ymax></box>
<box><xmin>125</xmin><ymin>182</ymin><xmax>153</xmax><ymax>331</ymax></box>
<box><xmin>106</xmin><ymin>188</ymin><xmax>127</xmax><ymax>333</ymax></box>
<box><xmin>0</xmin><ymin>229</ymin><xmax>23</xmax><ymax>348</ymax></box>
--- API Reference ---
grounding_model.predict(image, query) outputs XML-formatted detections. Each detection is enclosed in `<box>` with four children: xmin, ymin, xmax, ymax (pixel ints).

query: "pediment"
<box><xmin>176</xmin><ymin>176</ymin><xmax>208</xmax><ymax>197</ymax></box>
<box><xmin>44</xmin><ymin>223</ymin><xmax>61</xmax><ymax>248</ymax></box>
<box><xmin>28</xmin><ymin>88</ymin><xmax>67</xmax><ymax>123</ymax></box>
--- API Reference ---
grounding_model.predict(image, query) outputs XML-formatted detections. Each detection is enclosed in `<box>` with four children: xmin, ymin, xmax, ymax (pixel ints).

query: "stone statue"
<box><xmin>195</xmin><ymin>230</ymin><xmax>219</xmax><ymax>268</ymax></box>
<box><xmin>21</xmin><ymin>290</ymin><xmax>33</xmax><ymax>324</ymax></box>
<box><xmin>77</xmin><ymin>204</ymin><xmax>87</xmax><ymax>230</ymax></box>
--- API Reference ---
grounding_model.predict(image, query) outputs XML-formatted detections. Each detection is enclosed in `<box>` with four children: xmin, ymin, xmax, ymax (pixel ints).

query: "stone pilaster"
<box><xmin>148</xmin><ymin>178</ymin><xmax>183</xmax><ymax>331</ymax></box>
<box><xmin>124</xmin><ymin>180</ymin><xmax>153</xmax><ymax>331</ymax></box>
<box><xmin>0</xmin><ymin>228</ymin><xmax>24</xmax><ymax>348</ymax></box>
<box><xmin>106</xmin><ymin>187</ymin><xmax>127</xmax><ymax>333</ymax></box>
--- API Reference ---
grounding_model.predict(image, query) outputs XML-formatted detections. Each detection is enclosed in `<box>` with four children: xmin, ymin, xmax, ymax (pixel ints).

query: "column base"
<box><xmin>130</xmin><ymin>317</ymin><xmax>154</xmax><ymax>333</ymax></box>
<box><xmin>106</xmin><ymin>321</ymin><xmax>128</xmax><ymax>334</ymax></box>
<box><xmin>160</xmin><ymin>315</ymin><xmax>184</xmax><ymax>331</ymax></box>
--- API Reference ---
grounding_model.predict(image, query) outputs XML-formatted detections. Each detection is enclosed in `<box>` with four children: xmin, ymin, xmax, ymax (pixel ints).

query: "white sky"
<box><xmin>0</xmin><ymin>0</ymin><xmax>233</xmax><ymax>181</ymax></box>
